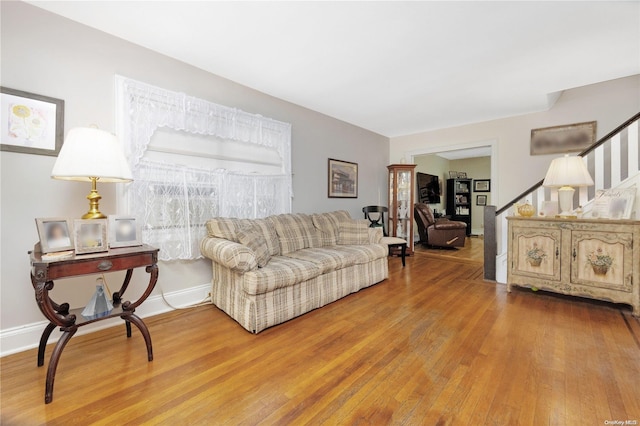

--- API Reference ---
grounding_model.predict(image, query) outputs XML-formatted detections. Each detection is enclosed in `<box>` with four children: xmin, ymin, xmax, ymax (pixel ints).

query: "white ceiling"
<box><xmin>28</xmin><ymin>1</ymin><xmax>640</xmax><ymax>137</ymax></box>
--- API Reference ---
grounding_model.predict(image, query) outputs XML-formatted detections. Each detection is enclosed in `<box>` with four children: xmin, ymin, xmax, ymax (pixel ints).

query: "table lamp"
<box><xmin>51</xmin><ymin>127</ymin><xmax>132</xmax><ymax>219</ymax></box>
<box><xmin>542</xmin><ymin>154</ymin><xmax>593</xmax><ymax>217</ymax></box>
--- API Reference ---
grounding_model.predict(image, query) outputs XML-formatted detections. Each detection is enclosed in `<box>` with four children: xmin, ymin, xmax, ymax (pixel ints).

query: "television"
<box><xmin>417</xmin><ymin>172</ymin><xmax>441</xmax><ymax>204</ymax></box>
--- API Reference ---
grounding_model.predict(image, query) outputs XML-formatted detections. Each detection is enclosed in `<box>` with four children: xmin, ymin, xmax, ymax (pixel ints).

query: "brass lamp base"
<box><xmin>82</xmin><ymin>177</ymin><xmax>106</xmax><ymax>219</ymax></box>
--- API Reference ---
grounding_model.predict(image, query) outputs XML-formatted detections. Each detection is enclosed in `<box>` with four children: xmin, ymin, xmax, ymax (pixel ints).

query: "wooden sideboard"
<box><xmin>507</xmin><ymin>216</ymin><xmax>640</xmax><ymax>316</ymax></box>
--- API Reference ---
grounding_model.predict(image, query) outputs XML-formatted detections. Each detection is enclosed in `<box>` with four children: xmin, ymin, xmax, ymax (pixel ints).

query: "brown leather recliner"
<box><xmin>414</xmin><ymin>203</ymin><xmax>467</xmax><ymax>248</ymax></box>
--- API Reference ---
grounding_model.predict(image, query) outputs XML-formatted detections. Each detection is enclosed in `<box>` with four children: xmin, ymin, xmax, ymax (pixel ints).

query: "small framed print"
<box><xmin>328</xmin><ymin>158</ymin><xmax>358</xmax><ymax>198</ymax></box>
<box><xmin>1</xmin><ymin>87</ymin><xmax>65</xmax><ymax>156</ymax></box>
<box><xmin>448</xmin><ymin>171</ymin><xmax>458</xmax><ymax>178</ymax></box>
<box><xmin>109</xmin><ymin>215</ymin><xmax>142</xmax><ymax>248</ymax></box>
<box><xmin>36</xmin><ymin>217</ymin><xmax>74</xmax><ymax>253</ymax></box>
<box><xmin>474</xmin><ymin>179</ymin><xmax>491</xmax><ymax>192</ymax></box>
<box><xmin>74</xmin><ymin>219</ymin><xmax>108</xmax><ymax>254</ymax></box>
<box><xmin>457</xmin><ymin>172</ymin><xmax>467</xmax><ymax>179</ymax></box>
<box><xmin>476</xmin><ymin>195</ymin><xmax>488</xmax><ymax>206</ymax></box>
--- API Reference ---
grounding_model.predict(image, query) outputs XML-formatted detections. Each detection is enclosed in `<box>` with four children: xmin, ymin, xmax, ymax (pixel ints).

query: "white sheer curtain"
<box><xmin>115</xmin><ymin>76</ymin><xmax>292</xmax><ymax>261</ymax></box>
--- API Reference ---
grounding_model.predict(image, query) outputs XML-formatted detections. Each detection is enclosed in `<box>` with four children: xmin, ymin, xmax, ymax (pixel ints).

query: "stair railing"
<box><xmin>485</xmin><ymin>112</ymin><xmax>640</xmax><ymax>281</ymax></box>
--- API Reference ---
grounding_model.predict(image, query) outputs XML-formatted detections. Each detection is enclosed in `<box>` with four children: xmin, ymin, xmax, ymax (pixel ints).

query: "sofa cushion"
<box><xmin>284</xmin><ymin>247</ymin><xmax>358</xmax><ymax>274</ymax></box>
<box><xmin>312</xmin><ymin>210</ymin><xmax>351</xmax><ymax>246</ymax></box>
<box><xmin>236</xmin><ymin>226</ymin><xmax>271</xmax><ymax>268</ymax></box>
<box><xmin>338</xmin><ymin>219</ymin><xmax>371</xmax><ymax>245</ymax></box>
<box><xmin>271</xmin><ymin>214</ymin><xmax>321</xmax><ymax>254</ymax></box>
<box><xmin>243</xmin><ymin>256</ymin><xmax>322</xmax><ymax>295</ymax></box>
<box><xmin>252</xmin><ymin>218</ymin><xmax>281</xmax><ymax>256</ymax></box>
<box><xmin>206</xmin><ymin>217</ymin><xmax>239</xmax><ymax>240</ymax></box>
<box><xmin>331</xmin><ymin>244</ymin><xmax>389</xmax><ymax>264</ymax></box>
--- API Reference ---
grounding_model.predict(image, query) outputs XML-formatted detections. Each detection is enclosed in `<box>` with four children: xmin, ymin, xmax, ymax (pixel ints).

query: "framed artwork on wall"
<box><xmin>474</xmin><ymin>179</ymin><xmax>491</xmax><ymax>192</ymax></box>
<box><xmin>74</xmin><ymin>219</ymin><xmax>108</xmax><ymax>254</ymax></box>
<box><xmin>328</xmin><ymin>158</ymin><xmax>358</xmax><ymax>198</ymax></box>
<box><xmin>476</xmin><ymin>195</ymin><xmax>488</xmax><ymax>206</ymax></box>
<box><xmin>0</xmin><ymin>87</ymin><xmax>64</xmax><ymax>156</ymax></box>
<box><xmin>36</xmin><ymin>217</ymin><xmax>74</xmax><ymax>253</ymax></box>
<box><xmin>530</xmin><ymin>121</ymin><xmax>597</xmax><ymax>155</ymax></box>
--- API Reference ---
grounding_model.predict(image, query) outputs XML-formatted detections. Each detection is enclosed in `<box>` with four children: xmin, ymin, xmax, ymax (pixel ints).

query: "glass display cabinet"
<box><xmin>388</xmin><ymin>164</ymin><xmax>417</xmax><ymax>255</ymax></box>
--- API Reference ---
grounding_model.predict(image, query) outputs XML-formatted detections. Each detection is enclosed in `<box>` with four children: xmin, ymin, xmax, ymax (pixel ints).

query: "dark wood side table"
<box><xmin>29</xmin><ymin>244</ymin><xmax>159</xmax><ymax>403</ymax></box>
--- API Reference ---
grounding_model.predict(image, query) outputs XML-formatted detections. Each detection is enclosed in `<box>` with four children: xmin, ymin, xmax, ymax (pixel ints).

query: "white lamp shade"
<box><xmin>542</xmin><ymin>155</ymin><xmax>594</xmax><ymax>188</ymax></box>
<box><xmin>51</xmin><ymin>127</ymin><xmax>132</xmax><ymax>182</ymax></box>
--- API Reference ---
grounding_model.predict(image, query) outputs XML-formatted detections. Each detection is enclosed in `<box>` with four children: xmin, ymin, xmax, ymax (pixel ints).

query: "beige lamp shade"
<box><xmin>51</xmin><ymin>127</ymin><xmax>132</xmax><ymax>182</ymax></box>
<box><xmin>543</xmin><ymin>154</ymin><xmax>593</xmax><ymax>217</ymax></box>
<box><xmin>51</xmin><ymin>127</ymin><xmax>132</xmax><ymax>219</ymax></box>
<box><xmin>542</xmin><ymin>155</ymin><xmax>594</xmax><ymax>188</ymax></box>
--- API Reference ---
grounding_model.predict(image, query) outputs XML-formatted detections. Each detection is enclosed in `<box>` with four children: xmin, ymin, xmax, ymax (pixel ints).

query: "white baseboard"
<box><xmin>0</xmin><ymin>283</ymin><xmax>211</xmax><ymax>358</ymax></box>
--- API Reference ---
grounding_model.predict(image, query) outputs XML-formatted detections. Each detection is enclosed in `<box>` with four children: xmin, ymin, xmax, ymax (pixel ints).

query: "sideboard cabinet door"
<box><xmin>510</xmin><ymin>225</ymin><xmax>561</xmax><ymax>282</ymax></box>
<box><xmin>570</xmin><ymin>230</ymin><xmax>633</xmax><ymax>293</ymax></box>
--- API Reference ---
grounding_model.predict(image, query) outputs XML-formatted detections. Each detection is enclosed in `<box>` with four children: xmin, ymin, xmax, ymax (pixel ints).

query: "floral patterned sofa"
<box><xmin>200</xmin><ymin>211</ymin><xmax>389</xmax><ymax>333</ymax></box>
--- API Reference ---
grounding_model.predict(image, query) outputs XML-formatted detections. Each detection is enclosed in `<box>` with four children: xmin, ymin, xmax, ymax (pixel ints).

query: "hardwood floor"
<box><xmin>2</xmin><ymin>253</ymin><xmax>639</xmax><ymax>425</ymax></box>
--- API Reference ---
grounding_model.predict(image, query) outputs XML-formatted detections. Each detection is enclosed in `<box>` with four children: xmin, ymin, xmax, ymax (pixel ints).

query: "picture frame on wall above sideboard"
<box><xmin>328</xmin><ymin>158</ymin><xmax>358</xmax><ymax>198</ymax></box>
<box><xmin>530</xmin><ymin>121</ymin><xmax>596</xmax><ymax>156</ymax></box>
<box><xmin>474</xmin><ymin>179</ymin><xmax>491</xmax><ymax>192</ymax></box>
<box><xmin>0</xmin><ymin>87</ymin><xmax>65</xmax><ymax>156</ymax></box>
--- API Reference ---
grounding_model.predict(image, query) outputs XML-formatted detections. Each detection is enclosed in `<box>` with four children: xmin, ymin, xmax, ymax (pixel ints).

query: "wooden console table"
<box><xmin>29</xmin><ymin>244</ymin><xmax>159</xmax><ymax>403</ymax></box>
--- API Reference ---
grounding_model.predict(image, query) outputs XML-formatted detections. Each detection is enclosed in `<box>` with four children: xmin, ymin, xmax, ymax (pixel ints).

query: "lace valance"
<box><xmin>115</xmin><ymin>76</ymin><xmax>292</xmax><ymax>260</ymax></box>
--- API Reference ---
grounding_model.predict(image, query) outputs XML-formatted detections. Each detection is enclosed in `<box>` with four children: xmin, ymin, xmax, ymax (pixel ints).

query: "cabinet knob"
<box><xmin>97</xmin><ymin>260</ymin><xmax>113</xmax><ymax>271</ymax></box>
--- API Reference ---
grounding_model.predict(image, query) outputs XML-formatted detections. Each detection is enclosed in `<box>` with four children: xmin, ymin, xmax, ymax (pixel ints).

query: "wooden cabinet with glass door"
<box><xmin>388</xmin><ymin>164</ymin><xmax>417</xmax><ymax>255</ymax></box>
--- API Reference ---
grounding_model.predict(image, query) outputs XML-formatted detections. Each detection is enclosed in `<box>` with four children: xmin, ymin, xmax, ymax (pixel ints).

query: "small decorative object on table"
<box><xmin>109</xmin><ymin>215</ymin><xmax>142</xmax><ymax>248</ymax></box>
<box><xmin>74</xmin><ymin>218</ymin><xmax>108</xmax><ymax>254</ymax></box>
<box><xmin>35</xmin><ymin>217</ymin><xmax>74</xmax><ymax>253</ymax></box>
<box><xmin>517</xmin><ymin>200</ymin><xmax>535</xmax><ymax>217</ymax></box>
<box><xmin>81</xmin><ymin>277</ymin><xmax>114</xmax><ymax>320</ymax></box>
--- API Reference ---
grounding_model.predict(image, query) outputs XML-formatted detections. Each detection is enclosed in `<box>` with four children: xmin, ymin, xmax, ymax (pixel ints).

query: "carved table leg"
<box><xmin>38</xmin><ymin>323</ymin><xmax>57</xmax><ymax>367</ymax></box>
<box><xmin>123</xmin><ymin>314</ymin><xmax>153</xmax><ymax>361</ymax></box>
<box><xmin>112</xmin><ymin>269</ymin><xmax>133</xmax><ymax>305</ymax></box>
<box><xmin>45</xmin><ymin>326</ymin><xmax>77</xmax><ymax>404</ymax></box>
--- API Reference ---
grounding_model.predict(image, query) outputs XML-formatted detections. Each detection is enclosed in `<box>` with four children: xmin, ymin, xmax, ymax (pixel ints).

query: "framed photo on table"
<box><xmin>328</xmin><ymin>158</ymin><xmax>358</xmax><ymax>198</ymax></box>
<box><xmin>74</xmin><ymin>219</ymin><xmax>108</xmax><ymax>254</ymax></box>
<box><xmin>36</xmin><ymin>217</ymin><xmax>74</xmax><ymax>253</ymax></box>
<box><xmin>1</xmin><ymin>87</ymin><xmax>64</xmax><ymax>156</ymax></box>
<box><xmin>109</xmin><ymin>215</ymin><xmax>142</xmax><ymax>248</ymax></box>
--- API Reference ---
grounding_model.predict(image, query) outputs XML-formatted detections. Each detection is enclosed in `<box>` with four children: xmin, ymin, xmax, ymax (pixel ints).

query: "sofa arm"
<box><xmin>368</xmin><ymin>227</ymin><xmax>383</xmax><ymax>244</ymax></box>
<box><xmin>200</xmin><ymin>237</ymin><xmax>258</xmax><ymax>273</ymax></box>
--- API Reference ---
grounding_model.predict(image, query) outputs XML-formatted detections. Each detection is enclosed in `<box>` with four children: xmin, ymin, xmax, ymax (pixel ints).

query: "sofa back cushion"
<box><xmin>236</xmin><ymin>226</ymin><xmax>271</xmax><ymax>267</ymax></box>
<box><xmin>271</xmin><ymin>213</ymin><xmax>321</xmax><ymax>254</ymax></box>
<box><xmin>206</xmin><ymin>217</ymin><xmax>280</xmax><ymax>257</ymax></box>
<box><xmin>338</xmin><ymin>219</ymin><xmax>371</xmax><ymax>245</ymax></box>
<box><xmin>312</xmin><ymin>210</ymin><xmax>351</xmax><ymax>246</ymax></box>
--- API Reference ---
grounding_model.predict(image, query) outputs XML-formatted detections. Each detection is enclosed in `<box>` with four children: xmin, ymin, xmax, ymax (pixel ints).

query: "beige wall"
<box><xmin>392</xmin><ymin>75</ymin><xmax>640</xmax><ymax>210</ymax></box>
<box><xmin>0</xmin><ymin>2</ymin><xmax>389</xmax><ymax>345</ymax></box>
<box><xmin>450</xmin><ymin>157</ymin><xmax>491</xmax><ymax>234</ymax></box>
